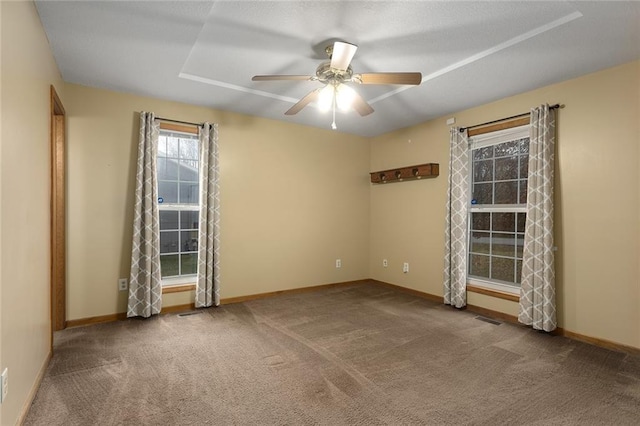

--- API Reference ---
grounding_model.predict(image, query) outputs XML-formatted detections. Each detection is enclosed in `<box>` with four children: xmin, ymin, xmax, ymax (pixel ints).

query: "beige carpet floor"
<box><xmin>25</xmin><ymin>282</ymin><xmax>640</xmax><ymax>425</ymax></box>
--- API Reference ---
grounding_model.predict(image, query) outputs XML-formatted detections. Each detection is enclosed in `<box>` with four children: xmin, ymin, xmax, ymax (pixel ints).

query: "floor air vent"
<box><xmin>475</xmin><ymin>316</ymin><xmax>501</xmax><ymax>326</ymax></box>
<box><xmin>178</xmin><ymin>311</ymin><xmax>203</xmax><ymax>317</ymax></box>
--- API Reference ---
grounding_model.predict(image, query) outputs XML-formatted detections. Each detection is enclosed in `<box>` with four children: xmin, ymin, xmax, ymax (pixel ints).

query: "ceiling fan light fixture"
<box><xmin>252</xmin><ymin>40</ymin><xmax>420</xmax><ymax>118</ymax></box>
<box><xmin>336</xmin><ymin>84</ymin><xmax>356</xmax><ymax>111</ymax></box>
<box><xmin>318</xmin><ymin>84</ymin><xmax>335</xmax><ymax>112</ymax></box>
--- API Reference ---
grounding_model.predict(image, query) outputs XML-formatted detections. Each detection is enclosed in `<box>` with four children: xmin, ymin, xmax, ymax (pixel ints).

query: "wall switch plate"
<box><xmin>403</xmin><ymin>262</ymin><xmax>409</xmax><ymax>273</ymax></box>
<box><xmin>383</xmin><ymin>259</ymin><xmax>388</xmax><ymax>267</ymax></box>
<box><xmin>335</xmin><ymin>259</ymin><xmax>342</xmax><ymax>268</ymax></box>
<box><xmin>1</xmin><ymin>368</ymin><xmax>8</xmax><ymax>403</ymax></box>
<box><xmin>118</xmin><ymin>278</ymin><xmax>128</xmax><ymax>291</ymax></box>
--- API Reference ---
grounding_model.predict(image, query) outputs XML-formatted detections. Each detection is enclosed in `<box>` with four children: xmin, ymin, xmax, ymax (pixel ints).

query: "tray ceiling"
<box><xmin>35</xmin><ymin>1</ymin><xmax>640</xmax><ymax>137</ymax></box>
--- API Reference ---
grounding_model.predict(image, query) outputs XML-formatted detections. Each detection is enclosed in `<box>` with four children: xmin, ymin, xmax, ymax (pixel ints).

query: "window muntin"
<box><xmin>157</xmin><ymin>130</ymin><xmax>200</xmax><ymax>283</ymax></box>
<box><xmin>468</xmin><ymin>126</ymin><xmax>528</xmax><ymax>292</ymax></box>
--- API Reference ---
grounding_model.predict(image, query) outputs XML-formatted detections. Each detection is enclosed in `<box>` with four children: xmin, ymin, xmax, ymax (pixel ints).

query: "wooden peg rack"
<box><xmin>370</xmin><ymin>163</ymin><xmax>439</xmax><ymax>184</ymax></box>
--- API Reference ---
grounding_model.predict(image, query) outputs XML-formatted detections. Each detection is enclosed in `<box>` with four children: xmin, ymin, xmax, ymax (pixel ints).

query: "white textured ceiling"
<box><xmin>35</xmin><ymin>1</ymin><xmax>640</xmax><ymax>137</ymax></box>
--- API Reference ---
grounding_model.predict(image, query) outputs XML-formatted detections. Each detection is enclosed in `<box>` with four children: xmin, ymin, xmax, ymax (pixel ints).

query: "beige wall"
<box><xmin>369</xmin><ymin>60</ymin><xmax>640</xmax><ymax>349</ymax></box>
<box><xmin>65</xmin><ymin>84</ymin><xmax>371</xmax><ymax>320</ymax></box>
<box><xmin>0</xmin><ymin>1</ymin><xmax>65</xmax><ymax>424</ymax></box>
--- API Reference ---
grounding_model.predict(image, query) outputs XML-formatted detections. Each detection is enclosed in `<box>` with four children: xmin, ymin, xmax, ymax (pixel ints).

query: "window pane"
<box><xmin>157</xmin><ymin>158</ymin><xmax>178</xmax><ymax>181</ymax></box>
<box><xmin>491</xmin><ymin>257</ymin><xmax>514</xmax><ymax>282</ymax></box>
<box><xmin>516</xmin><ymin>234</ymin><xmax>524</xmax><ymax>258</ymax></box>
<box><xmin>160</xmin><ymin>231</ymin><xmax>179</xmax><ymax>254</ymax></box>
<box><xmin>519</xmin><ymin>155</ymin><xmax>528</xmax><ymax>179</ymax></box>
<box><xmin>473</xmin><ymin>183</ymin><xmax>493</xmax><ymax>204</ymax></box>
<box><xmin>179</xmin><ymin>182</ymin><xmax>199</xmax><ymax>204</ymax></box>
<box><xmin>158</xmin><ymin>181</ymin><xmax>178</xmax><ymax>203</ymax></box>
<box><xmin>492</xmin><ymin>212</ymin><xmax>515</xmax><ymax>232</ymax></box>
<box><xmin>180</xmin><ymin>210</ymin><xmax>199</xmax><ymax>230</ymax></box>
<box><xmin>516</xmin><ymin>259</ymin><xmax>523</xmax><ymax>284</ymax></box>
<box><xmin>473</xmin><ymin>146</ymin><xmax>493</xmax><ymax>160</ymax></box>
<box><xmin>473</xmin><ymin>160</ymin><xmax>493</xmax><ymax>182</ymax></box>
<box><xmin>494</xmin><ymin>140</ymin><xmax>519</xmax><ymax>157</ymax></box>
<box><xmin>180</xmin><ymin>138</ymin><xmax>199</xmax><ymax>160</ymax></box>
<box><xmin>181</xmin><ymin>230</ymin><xmax>198</xmax><ymax>252</ymax></box>
<box><xmin>470</xmin><ymin>231</ymin><xmax>490</xmax><ymax>254</ymax></box>
<box><xmin>166</xmin><ymin>136</ymin><xmax>179</xmax><ymax>158</ymax></box>
<box><xmin>519</xmin><ymin>180</ymin><xmax>528</xmax><ymax>204</ymax></box>
<box><xmin>517</xmin><ymin>212</ymin><xmax>526</xmax><ymax>233</ymax></box>
<box><xmin>492</xmin><ymin>233</ymin><xmax>516</xmax><ymax>257</ymax></box>
<box><xmin>518</xmin><ymin>138</ymin><xmax>530</xmax><ymax>155</ymax></box>
<box><xmin>181</xmin><ymin>253</ymin><xmax>197</xmax><ymax>275</ymax></box>
<box><xmin>495</xmin><ymin>156</ymin><xmax>518</xmax><ymax>181</ymax></box>
<box><xmin>179</xmin><ymin>160</ymin><xmax>199</xmax><ymax>182</ymax></box>
<box><xmin>471</xmin><ymin>212</ymin><xmax>490</xmax><ymax>231</ymax></box>
<box><xmin>157</xmin><ymin>136</ymin><xmax>167</xmax><ymax>157</ymax></box>
<box><xmin>160</xmin><ymin>254</ymin><xmax>179</xmax><ymax>277</ymax></box>
<box><xmin>494</xmin><ymin>181</ymin><xmax>518</xmax><ymax>204</ymax></box>
<box><xmin>469</xmin><ymin>254</ymin><xmax>490</xmax><ymax>278</ymax></box>
<box><xmin>159</xmin><ymin>211</ymin><xmax>178</xmax><ymax>230</ymax></box>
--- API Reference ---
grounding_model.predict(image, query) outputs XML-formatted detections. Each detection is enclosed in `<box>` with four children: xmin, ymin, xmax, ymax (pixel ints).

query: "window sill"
<box><xmin>467</xmin><ymin>283</ymin><xmax>519</xmax><ymax>302</ymax></box>
<box><xmin>162</xmin><ymin>283</ymin><xmax>196</xmax><ymax>294</ymax></box>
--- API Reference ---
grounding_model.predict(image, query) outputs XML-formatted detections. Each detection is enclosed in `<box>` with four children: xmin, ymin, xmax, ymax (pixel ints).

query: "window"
<box><xmin>468</xmin><ymin>126</ymin><xmax>529</xmax><ymax>294</ymax></box>
<box><xmin>157</xmin><ymin>129</ymin><xmax>200</xmax><ymax>285</ymax></box>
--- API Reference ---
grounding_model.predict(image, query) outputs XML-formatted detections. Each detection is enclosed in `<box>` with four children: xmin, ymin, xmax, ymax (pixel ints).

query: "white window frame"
<box><xmin>467</xmin><ymin>125</ymin><xmax>529</xmax><ymax>295</ymax></box>
<box><xmin>157</xmin><ymin>129</ymin><xmax>200</xmax><ymax>286</ymax></box>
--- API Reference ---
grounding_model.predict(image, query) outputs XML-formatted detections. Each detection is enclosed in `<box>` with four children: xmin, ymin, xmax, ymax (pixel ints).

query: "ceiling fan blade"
<box><xmin>355</xmin><ymin>72</ymin><xmax>423</xmax><ymax>85</ymax></box>
<box><xmin>330</xmin><ymin>41</ymin><xmax>358</xmax><ymax>72</ymax></box>
<box><xmin>252</xmin><ymin>75</ymin><xmax>314</xmax><ymax>81</ymax></box>
<box><xmin>351</xmin><ymin>90</ymin><xmax>374</xmax><ymax>117</ymax></box>
<box><xmin>285</xmin><ymin>89</ymin><xmax>321</xmax><ymax>115</ymax></box>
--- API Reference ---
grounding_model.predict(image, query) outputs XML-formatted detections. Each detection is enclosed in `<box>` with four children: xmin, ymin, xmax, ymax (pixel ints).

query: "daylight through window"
<box><xmin>468</xmin><ymin>126</ymin><xmax>529</xmax><ymax>293</ymax></box>
<box><xmin>157</xmin><ymin>130</ymin><xmax>200</xmax><ymax>284</ymax></box>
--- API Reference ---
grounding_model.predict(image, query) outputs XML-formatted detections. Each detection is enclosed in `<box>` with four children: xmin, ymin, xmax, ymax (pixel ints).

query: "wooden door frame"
<box><xmin>50</xmin><ymin>85</ymin><xmax>66</xmax><ymax>339</ymax></box>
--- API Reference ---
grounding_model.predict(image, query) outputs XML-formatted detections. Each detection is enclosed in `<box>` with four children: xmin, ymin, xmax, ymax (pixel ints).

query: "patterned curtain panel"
<box><xmin>444</xmin><ymin>128</ymin><xmax>469</xmax><ymax>308</ymax></box>
<box><xmin>196</xmin><ymin>123</ymin><xmax>221</xmax><ymax>308</ymax></box>
<box><xmin>519</xmin><ymin>105</ymin><xmax>557</xmax><ymax>331</ymax></box>
<box><xmin>127</xmin><ymin>112</ymin><xmax>163</xmax><ymax>318</ymax></box>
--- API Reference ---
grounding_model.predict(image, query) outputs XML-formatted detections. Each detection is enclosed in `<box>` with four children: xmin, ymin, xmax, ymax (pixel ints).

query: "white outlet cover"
<box><xmin>383</xmin><ymin>259</ymin><xmax>388</xmax><ymax>267</ymax></box>
<box><xmin>118</xmin><ymin>278</ymin><xmax>128</xmax><ymax>291</ymax></box>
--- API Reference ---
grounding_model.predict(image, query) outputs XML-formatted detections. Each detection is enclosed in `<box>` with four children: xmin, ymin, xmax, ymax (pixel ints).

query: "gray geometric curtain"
<box><xmin>444</xmin><ymin>127</ymin><xmax>469</xmax><ymax>308</ymax></box>
<box><xmin>519</xmin><ymin>105</ymin><xmax>556</xmax><ymax>331</ymax></box>
<box><xmin>195</xmin><ymin>123</ymin><xmax>221</xmax><ymax>308</ymax></box>
<box><xmin>127</xmin><ymin>112</ymin><xmax>163</xmax><ymax>318</ymax></box>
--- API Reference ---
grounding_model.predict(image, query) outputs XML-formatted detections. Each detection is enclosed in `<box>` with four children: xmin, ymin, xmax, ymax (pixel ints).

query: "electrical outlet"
<box><xmin>1</xmin><ymin>368</ymin><xmax>8</xmax><ymax>403</ymax></box>
<box><xmin>118</xmin><ymin>278</ymin><xmax>128</xmax><ymax>291</ymax></box>
<box><xmin>403</xmin><ymin>262</ymin><xmax>409</xmax><ymax>273</ymax></box>
<box><xmin>383</xmin><ymin>259</ymin><xmax>388</xmax><ymax>267</ymax></box>
<box><xmin>335</xmin><ymin>259</ymin><xmax>342</xmax><ymax>268</ymax></box>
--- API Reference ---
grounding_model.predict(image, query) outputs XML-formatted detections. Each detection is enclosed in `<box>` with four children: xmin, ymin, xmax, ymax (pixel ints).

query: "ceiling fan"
<box><xmin>252</xmin><ymin>41</ymin><xmax>422</xmax><ymax>129</ymax></box>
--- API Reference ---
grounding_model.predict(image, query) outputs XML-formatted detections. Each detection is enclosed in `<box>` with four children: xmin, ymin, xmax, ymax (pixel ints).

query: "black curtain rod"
<box><xmin>156</xmin><ymin>117</ymin><xmax>204</xmax><ymax>127</ymax></box>
<box><xmin>459</xmin><ymin>104</ymin><xmax>561</xmax><ymax>132</ymax></box>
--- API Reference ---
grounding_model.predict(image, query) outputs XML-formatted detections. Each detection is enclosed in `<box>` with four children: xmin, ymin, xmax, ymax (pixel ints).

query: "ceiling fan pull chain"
<box><xmin>331</xmin><ymin>94</ymin><xmax>337</xmax><ymax>130</ymax></box>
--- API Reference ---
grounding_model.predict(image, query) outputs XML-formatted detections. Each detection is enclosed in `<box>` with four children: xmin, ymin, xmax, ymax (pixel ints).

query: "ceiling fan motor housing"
<box><xmin>316</xmin><ymin>61</ymin><xmax>353</xmax><ymax>84</ymax></box>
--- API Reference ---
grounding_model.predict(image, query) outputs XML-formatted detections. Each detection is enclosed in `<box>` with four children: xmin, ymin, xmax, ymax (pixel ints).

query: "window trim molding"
<box><xmin>467</xmin><ymin>278</ymin><xmax>520</xmax><ymax>298</ymax></box>
<box><xmin>468</xmin><ymin>116</ymin><xmax>529</xmax><ymax>137</ymax></box>
<box><xmin>159</xmin><ymin>122</ymin><xmax>198</xmax><ymax>135</ymax></box>
<box><xmin>469</xmin><ymin>125</ymin><xmax>528</xmax><ymax>149</ymax></box>
<box><xmin>162</xmin><ymin>283</ymin><xmax>196</xmax><ymax>294</ymax></box>
<box><xmin>467</xmin><ymin>284</ymin><xmax>519</xmax><ymax>302</ymax></box>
